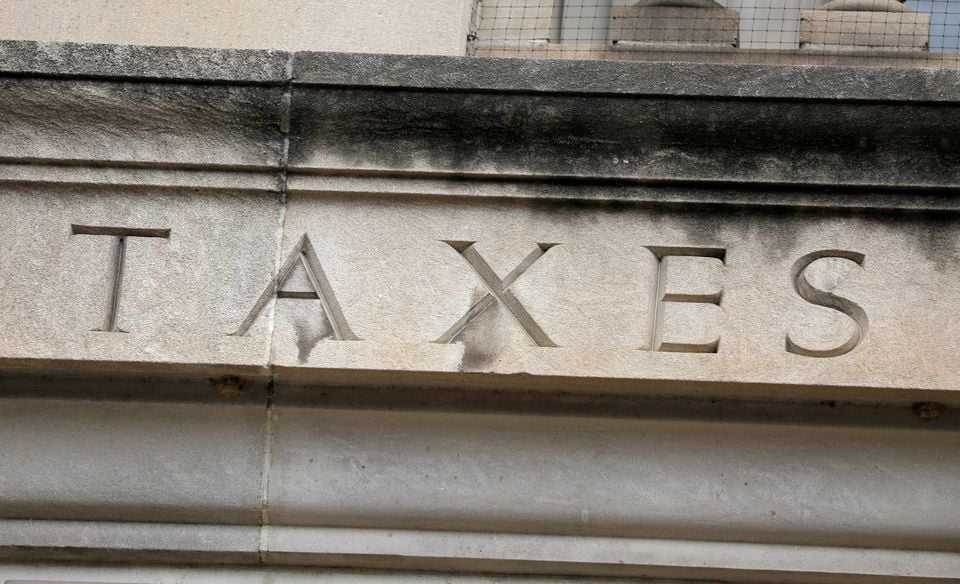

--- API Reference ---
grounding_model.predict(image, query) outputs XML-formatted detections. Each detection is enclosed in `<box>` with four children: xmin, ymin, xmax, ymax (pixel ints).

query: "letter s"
<box><xmin>786</xmin><ymin>250</ymin><xmax>868</xmax><ymax>358</ymax></box>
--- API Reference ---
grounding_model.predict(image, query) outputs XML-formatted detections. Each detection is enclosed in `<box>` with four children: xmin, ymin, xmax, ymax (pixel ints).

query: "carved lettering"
<box><xmin>233</xmin><ymin>234</ymin><xmax>359</xmax><ymax>339</ymax></box>
<box><xmin>434</xmin><ymin>241</ymin><xmax>559</xmax><ymax>347</ymax></box>
<box><xmin>786</xmin><ymin>250</ymin><xmax>868</xmax><ymax>358</ymax></box>
<box><xmin>644</xmin><ymin>246</ymin><xmax>726</xmax><ymax>353</ymax></box>
<box><xmin>71</xmin><ymin>224</ymin><xmax>171</xmax><ymax>333</ymax></box>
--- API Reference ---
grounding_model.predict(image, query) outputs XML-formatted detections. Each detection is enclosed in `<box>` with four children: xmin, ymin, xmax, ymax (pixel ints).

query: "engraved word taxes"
<box><xmin>74</xmin><ymin>225</ymin><xmax>870</xmax><ymax>358</ymax></box>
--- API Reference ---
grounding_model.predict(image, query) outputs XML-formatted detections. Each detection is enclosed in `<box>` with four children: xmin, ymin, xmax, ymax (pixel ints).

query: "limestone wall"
<box><xmin>0</xmin><ymin>0</ymin><xmax>475</xmax><ymax>55</ymax></box>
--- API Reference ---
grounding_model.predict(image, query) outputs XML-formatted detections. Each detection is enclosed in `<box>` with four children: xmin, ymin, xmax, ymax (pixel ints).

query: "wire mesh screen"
<box><xmin>468</xmin><ymin>0</ymin><xmax>960</xmax><ymax>66</ymax></box>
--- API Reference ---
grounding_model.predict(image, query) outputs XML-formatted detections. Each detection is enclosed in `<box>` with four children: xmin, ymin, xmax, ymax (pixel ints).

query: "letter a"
<box><xmin>232</xmin><ymin>234</ymin><xmax>359</xmax><ymax>339</ymax></box>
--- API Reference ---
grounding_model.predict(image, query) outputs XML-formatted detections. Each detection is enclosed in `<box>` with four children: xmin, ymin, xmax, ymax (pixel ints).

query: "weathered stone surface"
<box><xmin>289</xmin><ymin>49</ymin><xmax>960</xmax><ymax>101</ymax></box>
<box><xmin>0</xmin><ymin>40</ymin><xmax>291</xmax><ymax>82</ymax></box>
<box><xmin>0</xmin><ymin>78</ymin><xmax>285</xmax><ymax>171</ymax></box>
<box><xmin>0</xmin><ymin>187</ymin><xmax>280</xmax><ymax>375</ymax></box>
<box><xmin>3</xmin><ymin>41</ymin><xmax>960</xmax><ymax>583</ymax></box>
<box><xmin>0</xmin><ymin>41</ymin><xmax>959</xmax><ymax>395</ymax></box>
<box><xmin>260</xmin><ymin>195</ymin><xmax>960</xmax><ymax>399</ymax></box>
<box><xmin>287</xmin><ymin>86</ymin><xmax>960</xmax><ymax>190</ymax></box>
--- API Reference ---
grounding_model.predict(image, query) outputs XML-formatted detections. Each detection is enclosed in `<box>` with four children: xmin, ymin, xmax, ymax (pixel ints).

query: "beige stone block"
<box><xmin>0</xmin><ymin>398</ymin><xmax>265</xmax><ymax>523</ymax></box>
<box><xmin>266</xmin><ymin>195</ymin><xmax>653</xmax><ymax>371</ymax></box>
<box><xmin>3</xmin><ymin>180</ymin><xmax>960</xmax><ymax>397</ymax></box>
<box><xmin>259</xmin><ymin>194</ymin><xmax>960</xmax><ymax>397</ymax></box>
<box><xmin>611</xmin><ymin>5</ymin><xmax>739</xmax><ymax>46</ymax></box>
<box><xmin>800</xmin><ymin>9</ymin><xmax>930</xmax><ymax>50</ymax></box>
<box><xmin>0</xmin><ymin>0</ymin><xmax>474</xmax><ymax>55</ymax></box>
<box><xmin>0</xmin><ymin>186</ymin><xmax>280</xmax><ymax>375</ymax></box>
<box><xmin>477</xmin><ymin>0</ymin><xmax>562</xmax><ymax>42</ymax></box>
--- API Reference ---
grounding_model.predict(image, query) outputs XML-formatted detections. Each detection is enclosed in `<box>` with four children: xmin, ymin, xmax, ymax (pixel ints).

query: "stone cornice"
<box><xmin>2</xmin><ymin>40</ymin><xmax>960</xmax><ymax>197</ymax></box>
<box><xmin>4</xmin><ymin>40</ymin><xmax>960</xmax><ymax>103</ymax></box>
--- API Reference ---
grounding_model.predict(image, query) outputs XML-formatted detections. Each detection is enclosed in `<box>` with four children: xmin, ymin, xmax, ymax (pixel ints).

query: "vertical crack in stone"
<box><xmin>258</xmin><ymin>388</ymin><xmax>275</xmax><ymax>564</ymax></box>
<box><xmin>259</xmin><ymin>51</ymin><xmax>295</xmax><ymax>565</ymax></box>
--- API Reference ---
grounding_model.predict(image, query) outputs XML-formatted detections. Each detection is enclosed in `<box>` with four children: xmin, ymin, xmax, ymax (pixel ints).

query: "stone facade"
<box><xmin>1</xmin><ymin>39</ymin><xmax>960</xmax><ymax>583</ymax></box>
<box><xmin>0</xmin><ymin>0</ymin><xmax>475</xmax><ymax>55</ymax></box>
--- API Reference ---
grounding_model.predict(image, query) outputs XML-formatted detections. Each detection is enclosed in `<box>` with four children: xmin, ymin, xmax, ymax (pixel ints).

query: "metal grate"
<box><xmin>468</xmin><ymin>0</ymin><xmax>960</xmax><ymax>67</ymax></box>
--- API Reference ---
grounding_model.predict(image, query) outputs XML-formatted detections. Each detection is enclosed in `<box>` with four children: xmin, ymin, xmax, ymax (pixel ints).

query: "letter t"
<box><xmin>72</xmin><ymin>225</ymin><xmax>171</xmax><ymax>332</ymax></box>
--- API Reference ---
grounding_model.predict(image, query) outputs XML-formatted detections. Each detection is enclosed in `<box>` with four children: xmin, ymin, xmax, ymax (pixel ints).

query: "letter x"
<box><xmin>434</xmin><ymin>241</ymin><xmax>559</xmax><ymax>347</ymax></box>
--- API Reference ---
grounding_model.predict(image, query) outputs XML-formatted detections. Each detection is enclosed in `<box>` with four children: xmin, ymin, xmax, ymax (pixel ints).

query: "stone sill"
<box><xmin>3</xmin><ymin>39</ymin><xmax>960</xmax><ymax>102</ymax></box>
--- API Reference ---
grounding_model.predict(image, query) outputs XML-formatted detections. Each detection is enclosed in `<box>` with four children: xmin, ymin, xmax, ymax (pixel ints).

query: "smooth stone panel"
<box><xmin>0</xmin><ymin>399</ymin><xmax>266</xmax><ymax>523</ymax></box>
<box><xmin>0</xmin><ymin>187</ymin><xmax>279</xmax><ymax>374</ymax></box>
<box><xmin>266</xmin><ymin>406</ymin><xmax>960</xmax><ymax>550</ymax></box>
<box><xmin>0</xmin><ymin>0</ymin><xmax>473</xmax><ymax>56</ymax></box>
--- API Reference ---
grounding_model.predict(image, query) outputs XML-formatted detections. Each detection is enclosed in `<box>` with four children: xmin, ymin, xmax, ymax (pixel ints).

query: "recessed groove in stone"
<box><xmin>70</xmin><ymin>225</ymin><xmax>171</xmax><ymax>238</ymax></box>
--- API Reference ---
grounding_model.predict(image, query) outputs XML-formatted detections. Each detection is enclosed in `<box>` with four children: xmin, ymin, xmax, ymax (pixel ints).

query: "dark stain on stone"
<box><xmin>899</xmin><ymin>211</ymin><xmax>960</xmax><ymax>274</ymax></box>
<box><xmin>211</xmin><ymin>375</ymin><xmax>247</xmax><ymax>400</ymax></box>
<box><xmin>457</xmin><ymin>287</ymin><xmax>506</xmax><ymax>372</ymax></box>
<box><xmin>294</xmin><ymin>312</ymin><xmax>333</xmax><ymax>364</ymax></box>
<box><xmin>914</xmin><ymin>401</ymin><xmax>945</xmax><ymax>421</ymax></box>
<box><xmin>290</xmin><ymin>86</ymin><xmax>960</xmax><ymax>189</ymax></box>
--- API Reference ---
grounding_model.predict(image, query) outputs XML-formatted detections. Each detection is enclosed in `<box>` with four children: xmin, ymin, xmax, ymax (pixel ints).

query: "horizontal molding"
<box><xmin>6</xmin><ymin>364</ymin><xmax>960</xmax><ymax>413</ymax></box>
<box><xmin>290</xmin><ymin>51</ymin><xmax>960</xmax><ymax>104</ymax></box>
<box><xmin>0</xmin><ymin>563</ymin><xmax>686</xmax><ymax>583</ymax></box>
<box><xmin>287</xmin><ymin>88</ymin><xmax>960</xmax><ymax>191</ymax></box>
<box><xmin>0</xmin><ymin>162</ymin><xmax>280</xmax><ymax>192</ymax></box>
<box><xmin>265</xmin><ymin>526</ymin><xmax>960</xmax><ymax>583</ymax></box>
<box><xmin>287</xmin><ymin>172</ymin><xmax>960</xmax><ymax>211</ymax></box>
<box><xmin>3</xmin><ymin>520</ymin><xmax>959</xmax><ymax>582</ymax></box>
<box><xmin>0</xmin><ymin>40</ymin><xmax>290</xmax><ymax>84</ymax></box>
<box><xmin>2</xmin><ymin>42</ymin><xmax>960</xmax><ymax>195</ymax></box>
<box><xmin>4</xmin><ymin>41</ymin><xmax>960</xmax><ymax>105</ymax></box>
<box><xmin>0</xmin><ymin>520</ymin><xmax>260</xmax><ymax>564</ymax></box>
<box><xmin>2</xmin><ymin>399</ymin><xmax>957</xmax><ymax>553</ymax></box>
